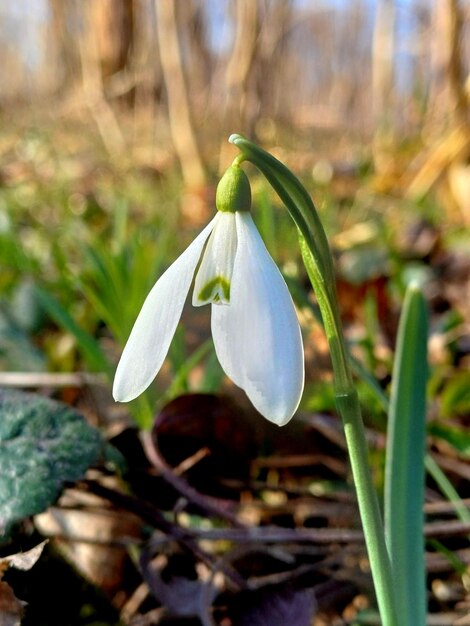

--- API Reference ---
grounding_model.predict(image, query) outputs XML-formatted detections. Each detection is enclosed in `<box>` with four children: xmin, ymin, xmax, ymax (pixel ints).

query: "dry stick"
<box><xmin>427</xmin><ymin>548</ymin><xmax>470</xmax><ymax>574</ymax></box>
<box><xmin>190</xmin><ymin>519</ymin><xmax>470</xmax><ymax>544</ymax></box>
<box><xmin>0</xmin><ymin>372</ymin><xmax>105</xmax><ymax>387</ymax></box>
<box><xmin>81</xmin><ymin>479</ymin><xmax>470</xmax><ymax>596</ymax></box>
<box><xmin>155</xmin><ymin>0</ymin><xmax>206</xmax><ymax>189</ymax></box>
<box><xmin>80</xmin><ymin>479</ymin><xmax>188</xmax><ymax>539</ymax></box>
<box><xmin>191</xmin><ymin>526</ymin><xmax>363</xmax><ymax>545</ymax></box>
<box><xmin>140</xmin><ymin>431</ymin><xmax>244</xmax><ymax>528</ymax></box>
<box><xmin>425</xmin><ymin>498</ymin><xmax>470</xmax><ymax>515</ymax></box>
<box><xmin>120</xmin><ymin>582</ymin><xmax>150</xmax><ymax>623</ymax></box>
<box><xmin>432</xmin><ymin>452</ymin><xmax>470</xmax><ymax>482</ymax></box>
<box><xmin>405</xmin><ymin>125</ymin><xmax>470</xmax><ymax>198</ymax></box>
<box><xmin>80</xmin><ymin>479</ymin><xmax>246</xmax><ymax>591</ymax></box>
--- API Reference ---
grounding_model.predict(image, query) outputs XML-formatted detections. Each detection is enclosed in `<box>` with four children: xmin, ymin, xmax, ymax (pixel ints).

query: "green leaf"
<box><xmin>199</xmin><ymin>350</ymin><xmax>225</xmax><ymax>394</ymax></box>
<box><xmin>80</xmin><ymin>229</ymin><xmax>170</xmax><ymax>344</ymax></box>
<box><xmin>0</xmin><ymin>389</ymin><xmax>103</xmax><ymax>532</ymax></box>
<box><xmin>34</xmin><ymin>286</ymin><xmax>110</xmax><ymax>375</ymax></box>
<box><xmin>440</xmin><ymin>372</ymin><xmax>470</xmax><ymax>418</ymax></box>
<box><xmin>163</xmin><ymin>338</ymin><xmax>213</xmax><ymax>403</ymax></box>
<box><xmin>384</xmin><ymin>283</ymin><xmax>428</xmax><ymax>626</ymax></box>
<box><xmin>350</xmin><ymin>335</ymin><xmax>470</xmax><ymax>524</ymax></box>
<box><xmin>429</xmin><ymin>421</ymin><xmax>470</xmax><ymax>457</ymax></box>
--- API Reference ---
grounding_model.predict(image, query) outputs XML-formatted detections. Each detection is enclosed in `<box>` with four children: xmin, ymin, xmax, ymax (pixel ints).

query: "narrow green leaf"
<box><xmin>350</xmin><ymin>334</ymin><xmax>470</xmax><ymax>526</ymax></box>
<box><xmin>385</xmin><ymin>283</ymin><xmax>428</xmax><ymax>626</ymax></box>
<box><xmin>429</xmin><ymin>421</ymin><xmax>470</xmax><ymax>457</ymax></box>
<box><xmin>200</xmin><ymin>349</ymin><xmax>225</xmax><ymax>393</ymax></box>
<box><xmin>35</xmin><ymin>286</ymin><xmax>110</xmax><ymax>375</ymax></box>
<box><xmin>425</xmin><ymin>455</ymin><xmax>470</xmax><ymax>524</ymax></box>
<box><xmin>163</xmin><ymin>339</ymin><xmax>213</xmax><ymax>403</ymax></box>
<box><xmin>440</xmin><ymin>371</ymin><xmax>470</xmax><ymax>418</ymax></box>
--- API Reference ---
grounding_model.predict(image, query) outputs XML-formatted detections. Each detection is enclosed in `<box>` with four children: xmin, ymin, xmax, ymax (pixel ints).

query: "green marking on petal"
<box><xmin>197</xmin><ymin>275</ymin><xmax>231</xmax><ymax>304</ymax></box>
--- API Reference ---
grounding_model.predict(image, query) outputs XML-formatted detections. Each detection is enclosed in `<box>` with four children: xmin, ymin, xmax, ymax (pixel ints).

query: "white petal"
<box><xmin>211</xmin><ymin>212</ymin><xmax>304</xmax><ymax>425</ymax></box>
<box><xmin>113</xmin><ymin>216</ymin><xmax>218</xmax><ymax>402</ymax></box>
<box><xmin>192</xmin><ymin>212</ymin><xmax>237</xmax><ymax>306</ymax></box>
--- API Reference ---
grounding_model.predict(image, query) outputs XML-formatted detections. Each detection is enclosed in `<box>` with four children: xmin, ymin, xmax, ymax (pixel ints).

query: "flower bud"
<box><xmin>216</xmin><ymin>165</ymin><xmax>251</xmax><ymax>213</ymax></box>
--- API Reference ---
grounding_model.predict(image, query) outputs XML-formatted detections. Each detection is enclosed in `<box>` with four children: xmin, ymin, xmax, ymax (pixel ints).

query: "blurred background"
<box><xmin>2</xmin><ymin>0</ymin><xmax>470</xmax><ymax>396</ymax></box>
<box><xmin>1</xmin><ymin>0</ymin><xmax>469</xmax><ymax>181</ymax></box>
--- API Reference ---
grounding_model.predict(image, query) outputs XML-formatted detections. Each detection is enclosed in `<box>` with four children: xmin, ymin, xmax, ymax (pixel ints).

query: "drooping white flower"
<box><xmin>113</xmin><ymin>166</ymin><xmax>304</xmax><ymax>425</ymax></box>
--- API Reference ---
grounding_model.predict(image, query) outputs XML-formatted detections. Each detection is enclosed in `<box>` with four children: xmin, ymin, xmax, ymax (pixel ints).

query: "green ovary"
<box><xmin>197</xmin><ymin>275</ymin><xmax>231</xmax><ymax>304</ymax></box>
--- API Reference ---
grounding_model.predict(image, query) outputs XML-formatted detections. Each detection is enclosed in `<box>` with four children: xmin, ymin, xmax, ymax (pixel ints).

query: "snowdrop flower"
<box><xmin>113</xmin><ymin>165</ymin><xmax>304</xmax><ymax>425</ymax></box>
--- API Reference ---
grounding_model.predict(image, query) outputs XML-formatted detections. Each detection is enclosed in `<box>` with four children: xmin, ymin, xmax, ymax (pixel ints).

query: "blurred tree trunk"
<box><xmin>446</xmin><ymin>0</ymin><xmax>469</xmax><ymax>130</ymax></box>
<box><xmin>257</xmin><ymin>0</ymin><xmax>293</xmax><ymax>126</ymax></box>
<box><xmin>49</xmin><ymin>0</ymin><xmax>134</xmax><ymax>95</ymax></box>
<box><xmin>184</xmin><ymin>1</ymin><xmax>213</xmax><ymax>112</ymax></box>
<box><xmin>330</xmin><ymin>2</ymin><xmax>368</xmax><ymax>127</ymax></box>
<box><xmin>429</xmin><ymin>0</ymin><xmax>469</xmax><ymax>132</ymax></box>
<box><xmin>371</xmin><ymin>0</ymin><xmax>396</xmax><ymax>170</ymax></box>
<box><xmin>372</xmin><ymin>0</ymin><xmax>396</xmax><ymax>128</ymax></box>
<box><xmin>219</xmin><ymin>0</ymin><xmax>260</xmax><ymax>169</ymax></box>
<box><xmin>131</xmin><ymin>0</ymin><xmax>163</xmax><ymax>158</ymax></box>
<box><xmin>155</xmin><ymin>0</ymin><xmax>206</xmax><ymax>190</ymax></box>
<box><xmin>76</xmin><ymin>0</ymin><xmax>125</xmax><ymax>155</ymax></box>
<box><xmin>49</xmin><ymin>0</ymin><xmax>81</xmax><ymax>91</ymax></box>
<box><xmin>93</xmin><ymin>0</ymin><xmax>134</xmax><ymax>80</ymax></box>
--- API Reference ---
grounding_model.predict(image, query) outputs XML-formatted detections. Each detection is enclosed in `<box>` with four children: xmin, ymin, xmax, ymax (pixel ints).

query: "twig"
<box><xmin>424</xmin><ymin>519</ymin><xmax>470</xmax><ymax>538</ymax></box>
<box><xmin>425</xmin><ymin>498</ymin><xmax>470</xmax><ymax>515</ymax></box>
<box><xmin>79</xmin><ymin>479</ymin><xmax>246</xmax><ymax>591</ymax></box>
<box><xmin>431</xmin><ymin>452</ymin><xmax>470</xmax><ymax>481</ymax></box>
<box><xmin>140</xmin><ymin>431</ymin><xmax>244</xmax><ymax>527</ymax></box>
<box><xmin>190</xmin><ymin>526</ymin><xmax>363</xmax><ymax>545</ymax></box>
<box><xmin>120</xmin><ymin>582</ymin><xmax>150</xmax><ymax>623</ymax></box>
<box><xmin>0</xmin><ymin>372</ymin><xmax>105</xmax><ymax>388</ymax></box>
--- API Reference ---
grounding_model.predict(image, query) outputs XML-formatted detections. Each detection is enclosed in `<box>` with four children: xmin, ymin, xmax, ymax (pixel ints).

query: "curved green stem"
<box><xmin>300</xmin><ymin>235</ymin><xmax>398</xmax><ymax>626</ymax></box>
<box><xmin>230</xmin><ymin>134</ymin><xmax>399</xmax><ymax>626</ymax></box>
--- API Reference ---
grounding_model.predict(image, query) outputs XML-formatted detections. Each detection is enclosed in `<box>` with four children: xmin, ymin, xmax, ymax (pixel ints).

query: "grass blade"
<box><xmin>35</xmin><ymin>287</ymin><xmax>111</xmax><ymax>375</ymax></box>
<box><xmin>384</xmin><ymin>283</ymin><xmax>428</xmax><ymax>626</ymax></box>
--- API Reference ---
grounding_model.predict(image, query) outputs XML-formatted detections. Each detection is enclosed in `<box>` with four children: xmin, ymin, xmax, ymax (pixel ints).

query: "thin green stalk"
<box><xmin>230</xmin><ymin>134</ymin><xmax>399</xmax><ymax>626</ymax></box>
<box><xmin>300</xmin><ymin>236</ymin><xmax>398</xmax><ymax>626</ymax></box>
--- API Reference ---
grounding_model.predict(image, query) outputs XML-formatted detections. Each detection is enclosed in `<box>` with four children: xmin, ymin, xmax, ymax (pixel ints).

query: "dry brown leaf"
<box><xmin>0</xmin><ymin>541</ymin><xmax>48</xmax><ymax>573</ymax></box>
<box><xmin>0</xmin><ymin>580</ymin><xmax>25</xmax><ymax>626</ymax></box>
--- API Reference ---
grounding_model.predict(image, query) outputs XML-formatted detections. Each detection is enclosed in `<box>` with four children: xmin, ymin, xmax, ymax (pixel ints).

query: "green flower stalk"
<box><xmin>229</xmin><ymin>134</ymin><xmax>399</xmax><ymax>626</ymax></box>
